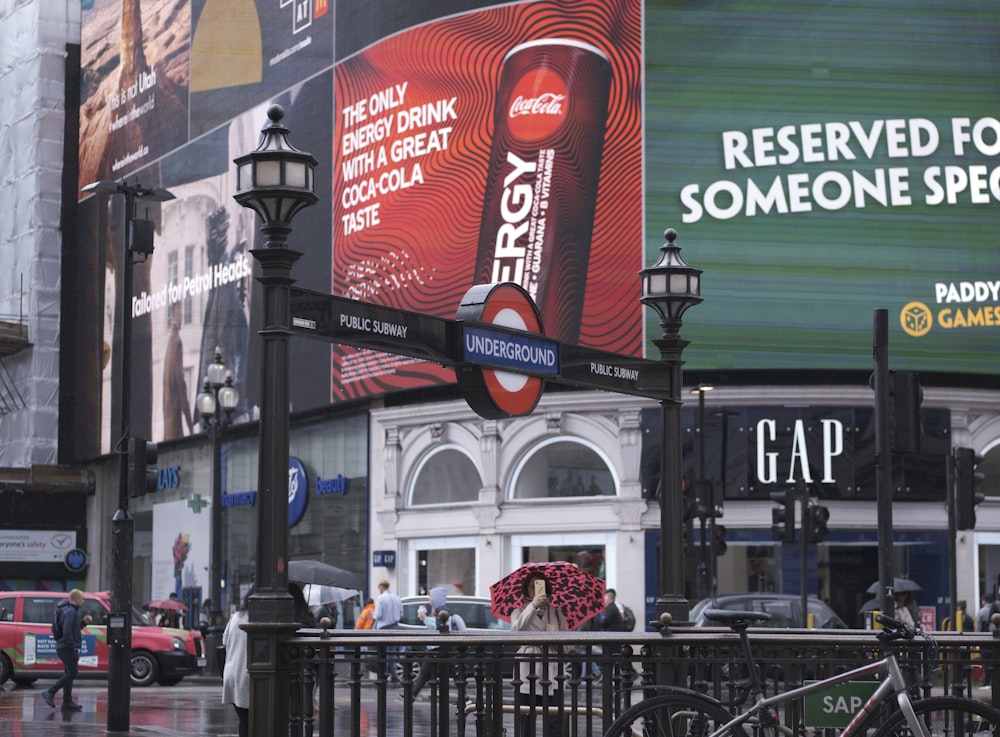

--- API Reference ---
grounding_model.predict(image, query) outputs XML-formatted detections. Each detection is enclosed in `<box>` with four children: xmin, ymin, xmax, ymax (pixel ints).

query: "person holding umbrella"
<box><xmin>490</xmin><ymin>561</ymin><xmax>604</xmax><ymax>737</ymax></box>
<box><xmin>510</xmin><ymin>572</ymin><xmax>568</xmax><ymax>737</ymax></box>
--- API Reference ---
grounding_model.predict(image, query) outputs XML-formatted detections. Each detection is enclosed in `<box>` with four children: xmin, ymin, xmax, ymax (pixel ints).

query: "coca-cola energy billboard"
<box><xmin>331</xmin><ymin>1</ymin><xmax>642</xmax><ymax>400</ymax></box>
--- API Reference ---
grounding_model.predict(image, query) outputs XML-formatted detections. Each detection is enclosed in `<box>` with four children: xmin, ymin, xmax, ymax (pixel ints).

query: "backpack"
<box><xmin>621</xmin><ymin>605</ymin><xmax>637</xmax><ymax>632</ymax></box>
<box><xmin>52</xmin><ymin>604</ymin><xmax>65</xmax><ymax>640</ymax></box>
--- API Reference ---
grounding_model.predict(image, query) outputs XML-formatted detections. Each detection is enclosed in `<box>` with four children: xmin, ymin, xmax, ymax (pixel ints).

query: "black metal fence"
<box><xmin>282</xmin><ymin>626</ymin><xmax>1000</xmax><ymax>737</ymax></box>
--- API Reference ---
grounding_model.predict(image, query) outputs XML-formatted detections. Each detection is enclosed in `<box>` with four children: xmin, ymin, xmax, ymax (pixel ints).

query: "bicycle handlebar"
<box><xmin>874</xmin><ymin>613</ymin><xmax>918</xmax><ymax>643</ymax></box>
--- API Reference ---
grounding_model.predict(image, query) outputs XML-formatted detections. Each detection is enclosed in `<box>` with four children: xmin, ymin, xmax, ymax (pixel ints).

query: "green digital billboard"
<box><xmin>645</xmin><ymin>1</ymin><xmax>999</xmax><ymax>375</ymax></box>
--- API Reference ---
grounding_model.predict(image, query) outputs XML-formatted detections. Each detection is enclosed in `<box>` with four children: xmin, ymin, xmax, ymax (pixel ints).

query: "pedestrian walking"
<box><xmin>399</xmin><ymin>587</ymin><xmax>466</xmax><ymax>703</ymax></box>
<box><xmin>373</xmin><ymin>579</ymin><xmax>402</xmax><ymax>629</ymax></box>
<box><xmin>373</xmin><ymin>579</ymin><xmax>403</xmax><ymax>681</ymax></box>
<box><xmin>42</xmin><ymin>589</ymin><xmax>92</xmax><ymax>711</ymax></box>
<box><xmin>355</xmin><ymin>598</ymin><xmax>376</xmax><ymax>630</ymax></box>
<box><xmin>222</xmin><ymin>588</ymin><xmax>253</xmax><ymax>737</ymax></box>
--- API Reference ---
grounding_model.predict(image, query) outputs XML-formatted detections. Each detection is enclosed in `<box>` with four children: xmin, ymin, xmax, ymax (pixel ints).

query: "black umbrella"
<box><xmin>289</xmin><ymin>559</ymin><xmax>363</xmax><ymax>590</ymax></box>
<box><xmin>859</xmin><ymin>597</ymin><xmax>881</xmax><ymax>614</ymax></box>
<box><xmin>866</xmin><ymin>577</ymin><xmax>922</xmax><ymax>595</ymax></box>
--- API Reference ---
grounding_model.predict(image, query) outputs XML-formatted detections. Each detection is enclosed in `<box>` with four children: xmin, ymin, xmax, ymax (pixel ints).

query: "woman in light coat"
<box><xmin>510</xmin><ymin>574</ymin><xmax>568</xmax><ymax>737</ymax></box>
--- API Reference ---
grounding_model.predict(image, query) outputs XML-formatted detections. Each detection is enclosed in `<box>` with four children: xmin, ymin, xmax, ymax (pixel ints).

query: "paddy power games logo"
<box><xmin>901</xmin><ymin>279</ymin><xmax>1000</xmax><ymax>337</ymax></box>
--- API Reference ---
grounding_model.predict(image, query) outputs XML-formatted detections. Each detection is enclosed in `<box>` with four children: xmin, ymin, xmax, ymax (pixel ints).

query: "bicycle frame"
<box><xmin>710</xmin><ymin>651</ymin><xmax>928</xmax><ymax>737</ymax></box>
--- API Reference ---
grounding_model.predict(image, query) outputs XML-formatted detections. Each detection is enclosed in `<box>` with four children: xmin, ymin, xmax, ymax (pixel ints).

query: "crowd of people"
<box><xmin>214</xmin><ymin>573</ymin><xmax>631</xmax><ymax>737</ymax></box>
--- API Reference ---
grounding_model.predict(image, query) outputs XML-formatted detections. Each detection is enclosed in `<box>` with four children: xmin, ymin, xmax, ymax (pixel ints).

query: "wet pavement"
<box><xmin>0</xmin><ymin>675</ymin><xmax>478</xmax><ymax>737</ymax></box>
<box><xmin>0</xmin><ymin>677</ymin><xmax>237</xmax><ymax>737</ymax></box>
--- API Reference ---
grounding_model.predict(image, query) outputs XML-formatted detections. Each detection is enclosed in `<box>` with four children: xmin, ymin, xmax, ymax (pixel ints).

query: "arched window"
<box><xmin>409</xmin><ymin>446</ymin><xmax>481</xmax><ymax>506</ymax></box>
<box><xmin>509</xmin><ymin>439</ymin><xmax>617</xmax><ymax>499</ymax></box>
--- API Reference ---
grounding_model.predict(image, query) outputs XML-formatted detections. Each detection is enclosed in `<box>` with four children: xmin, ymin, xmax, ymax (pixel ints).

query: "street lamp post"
<box><xmin>196</xmin><ymin>348</ymin><xmax>239</xmax><ymax>676</ymax></box>
<box><xmin>692</xmin><ymin>384</ymin><xmax>714</xmax><ymax>600</ymax></box>
<box><xmin>233</xmin><ymin>104</ymin><xmax>317</xmax><ymax>737</ymax></box>
<box><xmin>81</xmin><ymin>178</ymin><xmax>173</xmax><ymax>733</ymax></box>
<box><xmin>640</xmin><ymin>228</ymin><xmax>703</xmax><ymax>624</ymax></box>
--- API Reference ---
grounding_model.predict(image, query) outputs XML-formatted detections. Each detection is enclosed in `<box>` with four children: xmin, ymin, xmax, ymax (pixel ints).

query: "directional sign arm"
<box><xmin>290</xmin><ymin>286</ymin><xmax>676</xmax><ymax>405</ymax></box>
<box><xmin>559</xmin><ymin>343</ymin><xmax>675</xmax><ymax>402</ymax></box>
<box><xmin>290</xmin><ymin>287</ymin><xmax>457</xmax><ymax>364</ymax></box>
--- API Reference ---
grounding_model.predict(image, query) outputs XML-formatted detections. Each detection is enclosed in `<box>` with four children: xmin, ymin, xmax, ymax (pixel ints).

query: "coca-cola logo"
<box><xmin>507</xmin><ymin>68</ymin><xmax>568</xmax><ymax>141</ymax></box>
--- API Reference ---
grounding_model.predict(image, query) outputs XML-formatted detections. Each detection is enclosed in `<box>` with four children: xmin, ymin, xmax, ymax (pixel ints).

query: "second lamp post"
<box><xmin>196</xmin><ymin>347</ymin><xmax>239</xmax><ymax>675</ymax></box>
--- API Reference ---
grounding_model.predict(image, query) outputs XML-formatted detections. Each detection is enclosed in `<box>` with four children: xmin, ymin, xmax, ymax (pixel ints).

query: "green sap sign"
<box><xmin>803</xmin><ymin>681</ymin><xmax>878</xmax><ymax>728</ymax></box>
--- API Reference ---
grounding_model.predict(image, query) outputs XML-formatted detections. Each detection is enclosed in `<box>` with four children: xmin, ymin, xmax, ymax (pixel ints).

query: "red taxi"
<box><xmin>0</xmin><ymin>591</ymin><xmax>205</xmax><ymax>687</ymax></box>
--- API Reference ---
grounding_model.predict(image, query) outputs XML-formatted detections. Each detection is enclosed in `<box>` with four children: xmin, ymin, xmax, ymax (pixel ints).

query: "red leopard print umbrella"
<box><xmin>489</xmin><ymin>561</ymin><xmax>605</xmax><ymax>631</ymax></box>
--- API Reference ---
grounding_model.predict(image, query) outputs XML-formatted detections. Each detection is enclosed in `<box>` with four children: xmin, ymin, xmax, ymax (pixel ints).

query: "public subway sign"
<box><xmin>290</xmin><ymin>283</ymin><xmax>678</xmax><ymax>420</ymax></box>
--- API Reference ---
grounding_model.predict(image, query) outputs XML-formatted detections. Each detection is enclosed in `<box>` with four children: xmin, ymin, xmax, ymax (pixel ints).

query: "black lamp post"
<box><xmin>692</xmin><ymin>383</ymin><xmax>714</xmax><ymax>600</ymax></box>
<box><xmin>81</xmin><ymin>178</ymin><xmax>173</xmax><ymax>732</ymax></box>
<box><xmin>195</xmin><ymin>347</ymin><xmax>239</xmax><ymax>675</ymax></box>
<box><xmin>233</xmin><ymin>104</ymin><xmax>317</xmax><ymax>737</ymax></box>
<box><xmin>640</xmin><ymin>228</ymin><xmax>703</xmax><ymax>624</ymax></box>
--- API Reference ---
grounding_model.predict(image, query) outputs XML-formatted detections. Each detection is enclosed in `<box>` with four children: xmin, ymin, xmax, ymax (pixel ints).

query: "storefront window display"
<box><xmin>215</xmin><ymin>412</ymin><xmax>369</xmax><ymax>611</ymax></box>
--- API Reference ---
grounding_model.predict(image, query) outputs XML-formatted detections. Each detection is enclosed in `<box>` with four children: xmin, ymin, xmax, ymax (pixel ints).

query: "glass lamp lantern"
<box><xmin>233</xmin><ymin>104</ymin><xmax>318</xmax><ymax>236</ymax></box>
<box><xmin>640</xmin><ymin>228</ymin><xmax>703</xmax><ymax>329</ymax></box>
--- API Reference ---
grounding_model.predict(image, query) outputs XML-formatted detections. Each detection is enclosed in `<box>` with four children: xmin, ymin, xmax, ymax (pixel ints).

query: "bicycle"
<box><xmin>604</xmin><ymin>611</ymin><xmax>1000</xmax><ymax>736</ymax></box>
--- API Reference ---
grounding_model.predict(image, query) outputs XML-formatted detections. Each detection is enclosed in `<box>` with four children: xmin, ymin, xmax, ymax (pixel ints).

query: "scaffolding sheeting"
<box><xmin>0</xmin><ymin>0</ymin><xmax>80</xmax><ymax>466</ymax></box>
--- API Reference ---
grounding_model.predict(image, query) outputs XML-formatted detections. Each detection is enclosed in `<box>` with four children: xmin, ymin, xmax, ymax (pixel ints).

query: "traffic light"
<box><xmin>890</xmin><ymin>371</ymin><xmax>923</xmax><ymax>453</ymax></box>
<box><xmin>713</xmin><ymin>525</ymin><xmax>727</xmax><ymax>556</ymax></box>
<box><xmin>770</xmin><ymin>491</ymin><xmax>795</xmax><ymax>542</ymax></box>
<box><xmin>955</xmin><ymin>447</ymin><xmax>985</xmax><ymax>530</ymax></box>
<box><xmin>683</xmin><ymin>478</ymin><xmax>712</xmax><ymax>521</ymax></box>
<box><xmin>128</xmin><ymin>436</ymin><xmax>158</xmax><ymax>497</ymax></box>
<box><xmin>807</xmin><ymin>503</ymin><xmax>830</xmax><ymax>543</ymax></box>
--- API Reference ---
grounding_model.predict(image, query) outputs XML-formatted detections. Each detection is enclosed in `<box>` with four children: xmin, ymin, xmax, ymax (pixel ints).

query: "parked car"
<box><xmin>0</xmin><ymin>591</ymin><xmax>206</xmax><ymax>687</ymax></box>
<box><xmin>389</xmin><ymin>596</ymin><xmax>511</xmax><ymax>681</ymax></box>
<box><xmin>399</xmin><ymin>595</ymin><xmax>511</xmax><ymax>631</ymax></box>
<box><xmin>689</xmin><ymin>593</ymin><xmax>848</xmax><ymax>629</ymax></box>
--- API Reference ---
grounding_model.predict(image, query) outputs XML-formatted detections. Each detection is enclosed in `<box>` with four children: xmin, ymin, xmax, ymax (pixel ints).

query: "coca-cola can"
<box><xmin>474</xmin><ymin>38</ymin><xmax>612</xmax><ymax>345</ymax></box>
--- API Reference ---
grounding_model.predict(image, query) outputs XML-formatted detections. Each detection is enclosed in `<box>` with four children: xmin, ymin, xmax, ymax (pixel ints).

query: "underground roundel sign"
<box><xmin>456</xmin><ymin>283</ymin><xmax>558</xmax><ymax>419</ymax></box>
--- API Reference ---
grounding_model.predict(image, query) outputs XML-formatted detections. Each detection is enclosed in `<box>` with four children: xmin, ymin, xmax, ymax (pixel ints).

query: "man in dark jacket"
<box><xmin>600</xmin><ymin>589</ymin><xmax>625</xmax><ymax>631</ymax></box>
<box><xmin>43</xmin><ymin>589</ymin><xmax>92</xmax><ymax>711</ymax></box>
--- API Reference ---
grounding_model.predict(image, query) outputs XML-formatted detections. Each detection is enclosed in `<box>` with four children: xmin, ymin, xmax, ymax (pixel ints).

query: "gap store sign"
<box><xmin>641</xmin><ymin>405</ymin><xmax>950</xmax><ymax>501</ymax></box>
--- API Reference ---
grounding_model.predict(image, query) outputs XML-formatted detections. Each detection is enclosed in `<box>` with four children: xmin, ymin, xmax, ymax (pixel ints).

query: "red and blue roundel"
<box><xmin>288</xmin><ymin>457</ymin><xmax>308</xmax><ymax>527</ymax></box>
<box><xmin>456</xmin><ymin>283</ymin><xmax>551</xmax><ymax>419</ymax></box>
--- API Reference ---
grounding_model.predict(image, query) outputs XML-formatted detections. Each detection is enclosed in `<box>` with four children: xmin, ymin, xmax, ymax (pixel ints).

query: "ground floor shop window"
<box><xmin>414</xmin><ymin>542</ymin><xmax>475</xmax><ymax>596</ymax></box>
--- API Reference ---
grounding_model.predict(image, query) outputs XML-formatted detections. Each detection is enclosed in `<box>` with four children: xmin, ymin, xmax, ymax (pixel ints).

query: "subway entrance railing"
<box><xmin>273</xmin><ymin>625</ymin><xmax>999</xmax><ymax>737</ymax></box>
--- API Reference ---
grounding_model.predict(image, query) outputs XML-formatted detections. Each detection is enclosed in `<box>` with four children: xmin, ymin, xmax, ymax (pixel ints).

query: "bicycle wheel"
<box><xmin>603</xmin><ymin>692</ymin><xmax>741</xmax><ymax>737</ymax></box>
<box><xmin>869</xmin><ymin>696</ymin><xmax>1000</xmax><ymax>737</ymax></box>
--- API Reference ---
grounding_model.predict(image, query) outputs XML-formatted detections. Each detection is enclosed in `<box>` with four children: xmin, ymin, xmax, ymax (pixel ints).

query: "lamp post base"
<box><xmin>655</xmin><ymin>593</ymin><xmax>691</xmax><ymax>626</ymax></box>
<box><xmin>204</xmin><ymin>624</ymin><xmax>225</xmax><ymax>676</ymax></box>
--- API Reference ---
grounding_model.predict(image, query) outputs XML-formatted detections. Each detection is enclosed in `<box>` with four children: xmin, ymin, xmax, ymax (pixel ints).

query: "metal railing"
<box><xmin>281</xmin><ymin>626</ymin><xmax>999</xmax><ymax>737</ymax></box>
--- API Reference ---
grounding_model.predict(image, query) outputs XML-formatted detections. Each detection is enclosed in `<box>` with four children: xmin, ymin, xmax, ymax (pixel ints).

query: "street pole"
<box><xmin>233</xmin><ymin>104</ymin><xmax>317</xmax><ymax>737</ymax></box>
<box><xmin>640</xmin><ymin>228</ymin><xmax>703</xmax><ymax>624</ymax></box>
<box><xmin>108</xmin><ymin>185</ymin><xmax>136</xmax><ymax>733</ymax></box>
<box><xmin>197</xmin><ymin>355</ymin><xmax>238</xmax><ymax>675</ymax></box>
<box><xmin>873</xmin><ymin>309</ymin><xmax>895</xmax><ymax>619</ymax></box>
<box><xmin>82</xmin><ymin>178</ymin><xmax>174</xmax><ymax>733</ymax></box>
<box><xmin>656</xmin><ymin>342</ymin><xmax>688</xmax><ymax>621</ymax></box>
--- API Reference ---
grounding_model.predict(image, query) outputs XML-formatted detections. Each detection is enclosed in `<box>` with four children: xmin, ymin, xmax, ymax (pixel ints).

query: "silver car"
<box><xmin>399</xmin><ymin>595</ymin><xmax>511</xmax><ymax>631</ymax></box>
<box><xmin>689</xmin><ymin>593</ymin><xmax>848</xmax><ymax>629</ymax></box>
